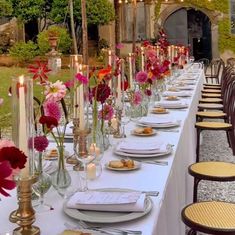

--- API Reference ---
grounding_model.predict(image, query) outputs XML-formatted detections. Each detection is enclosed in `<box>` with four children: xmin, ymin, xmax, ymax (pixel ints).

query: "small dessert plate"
<box><xmin>131</xmin><ymin>129</ymin><xmax>157</xmax><ymax>136</ymax></box>
<box><xmin>105</xmin><ymin>161</ymin><xmax>141</xmax><ymax>171</ymax></box>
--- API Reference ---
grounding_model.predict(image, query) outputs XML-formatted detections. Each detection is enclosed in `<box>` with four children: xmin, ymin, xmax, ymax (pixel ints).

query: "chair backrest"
<box><xmin>197</xmin><ymin>58</ymin><xmax>210</xmax><ymax>73</ymax></box>
<box><xmin>227</xmin><ymin>58</ymin><xmax>235</xmax><ymax>67</ymax></box>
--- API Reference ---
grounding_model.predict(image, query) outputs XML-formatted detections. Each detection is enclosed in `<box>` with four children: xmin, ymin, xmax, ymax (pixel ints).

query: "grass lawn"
<box><xmin>0</xmin><ymin>67</ymin><xmax>70</xmax><ymax>130</ymax></box>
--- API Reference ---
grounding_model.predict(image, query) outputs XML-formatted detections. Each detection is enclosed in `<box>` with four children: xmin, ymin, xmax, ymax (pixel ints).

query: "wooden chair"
<box><xmin>227</xmin><ymin>57</ymin><xmax>235</xmax><ymax>67</ymax></box>
<box><xmin>188</xmin><ymin>161</ymin><xmax>235</xmax><ymax>202</ymax></box>
<box><xmin>182</xmin><ymin>201</ymin><xmax>235</xmax><ymax>235</ymax></box>
<box><xmin>195</xmin><ymin>79</ymin><xmax>235</xmax><ymax>162</ymax></box>
<box><xmin>205</xmin><ymin>59</ymin><xmax>224</xmax><ymax>84</ymax></box>
<box><xmin>197</xmin><ymin>58</ymin><xmax>210</xmax><ymax>73</ymax></box>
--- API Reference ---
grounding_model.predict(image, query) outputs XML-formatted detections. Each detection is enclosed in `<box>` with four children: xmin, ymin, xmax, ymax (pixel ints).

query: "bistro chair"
<box><xmin>197</xmin><ymin>58</ymin><xmax>210</xmax><ymax>73</ymax></box>
<box><xmin>182</xmin><ymin>201</ymin><xmax>235</xmax><ymax>235</ymax></box>
<box><xmin>227</xmin><ymin>57</ymin><xmax>235</xmax><ymax>67</ymax></box>
<box><xmin>205</xmin><ymin>59</ymin><xmax>224</xmax><ymax>84</ymax></box>
<box><xmin>188</xmin><ymin>161</ymin><xmax>235</xmax><ymax>202</ymax></box>
<box><xmin>195</xmin><ymin>78</ymin><xmax>235</xmax><ymax>162</ymax></box>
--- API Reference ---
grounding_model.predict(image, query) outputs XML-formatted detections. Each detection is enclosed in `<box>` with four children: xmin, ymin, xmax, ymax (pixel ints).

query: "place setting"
<box><xmin>155</xmin><ymin>100</ymin><xmax>188</xmax><ymax>109</ymax></box>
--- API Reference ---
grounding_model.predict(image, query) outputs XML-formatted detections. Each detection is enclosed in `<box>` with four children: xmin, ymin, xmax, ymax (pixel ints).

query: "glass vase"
<box><xmin>141</xmin><ymin>95</ymin><xmax>149</xmax><ymax>116</ymax></box>
<box><xmin>51</xmin><ymin>146</ymin><xmax>71</xmax><ymax>196</ymax></box>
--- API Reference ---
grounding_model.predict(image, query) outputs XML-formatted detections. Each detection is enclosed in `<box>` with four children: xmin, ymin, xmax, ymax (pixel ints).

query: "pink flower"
<box><xmin>146</xmin><ymin>49</ymin><xmax>157</xmax><ymax>64</ymax></box>
<box><xmin>34</xmin><ymin>136</ymin><xmax>49</xmax><ymax>152</ymax></box>
<box><xmin>44</xmin><ymin>100</ymin><xmax>62</xmax><ymax>122</ymax></box>
<box><xmin>116</xmin><ymin>43</ymin><xmax>124</xmax><ymax>49</ymax></box>
<box><xmin>98</xmin><ymin>104</ymin><xmax>114</xmax><ymax>121</ymax></box>
<box><xmin>64</xmin><ymin>79</ymin><xmax>74</xmax><ymax>89</ymax></box>
<box><xmin>75</xmin><ymin>73</ymin><xmax>88</xmax><ymax>85</ymax></box>
<box><xmin>144</xmin><ymin>89</ymin><xmax>152</xmax><ymax>97</ymax></box>
<box><xmin>0</xmin><ymin>140</ymin><xmax>15</xmax><ymax>149</ymax></box>
<box><xmin>133</xmin><ymin>91</ymin><xmax>142</xmax><ymax>106</ymax></box>
<box><xmin>44</xmin><ymin>80</ymin><xmax>66</xmax><ymax>102</ymax></box>
<box><xmin>135</xmin><ymin>71</ymin><xmax>148</xmax><ymax>84</ymax></box>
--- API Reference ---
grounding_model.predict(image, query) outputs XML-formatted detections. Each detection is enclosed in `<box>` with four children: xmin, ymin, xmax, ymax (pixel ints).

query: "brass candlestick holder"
<box><xmin>113</xmin><ymin>107</ymin><xmax>123</xmax><ymax>138</ymax></box>
<box><xmin>73</xmin><ymin>128</ymin><xmax>91</xmax><ymax>171</ymax></box>
<box><xmin>66</xmin><ymin>118</ymin><xmax>79</xmax><ymax>164</ymax></box>
<box><xmin>9</xmin><ymin>176</ymin><xmax>40</xmax><ymax>235</ymax></box>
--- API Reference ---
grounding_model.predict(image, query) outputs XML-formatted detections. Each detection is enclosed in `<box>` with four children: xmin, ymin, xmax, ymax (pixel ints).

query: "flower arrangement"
<box><xmin>0</xmin><ymin>101</ymin><xmax>27</xmax><ymax>197</ymax></box>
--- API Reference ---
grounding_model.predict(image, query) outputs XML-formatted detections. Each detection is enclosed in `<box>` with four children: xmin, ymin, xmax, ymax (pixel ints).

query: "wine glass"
<box><xmin>74</xmin><ymin>132</ymin><xmax>96</xmax><ymax>191</ymax></box>
<box><xmin>120</xmin><ymin>102</ymin><xmax>131</xmax><ymax>138</ymax></box>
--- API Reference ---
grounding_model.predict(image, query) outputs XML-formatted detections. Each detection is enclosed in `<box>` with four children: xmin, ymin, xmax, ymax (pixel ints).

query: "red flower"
<box><xmin>0</xmin><ymin>147</ymin><xmax>27</xmax><ymax>169</ymax></box>
<box><xmin>92</xmin><ymin>84</ymin><xmax>111</xmax><ymax>103</ymax></box>
<box><xmin>28</xmin><ymin>61</ymin><xmax>51</xmax><ymax>84</ymax></box>
<box><xmin>98</xmin><ymin>67</ymin><xmax>112</xmax><ymax>81</ymax></box>
<box><xmin>39</xmin><ymin>115</ymin><xmax>58</xmax><ymax>129</ymax></box>
<box><xmin>0</xmin><ymin>161</ymin><xmax>16</xmax><ymax>197</ymax></box>
<box><xmin>121</xmin><ymin>80</ymin><xmax>129</xmax><ymax>91</ymax></box>
<box><xmin>144</xmin><ymin>89</ymin><xmax>152</xmax><ymax>97</ymax></box>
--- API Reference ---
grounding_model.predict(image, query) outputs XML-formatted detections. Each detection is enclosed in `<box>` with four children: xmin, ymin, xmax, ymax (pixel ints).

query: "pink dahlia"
<box><xmin>44</xmin><ymin>80</ymin><xmax>66</xmax><ymax>102</ymax></box>
<box><xmin>0</xmin><ymin>140</ymin><xmax>15</xmax><ymax>149</ymax></box>
<box><xmin>98</xmin><ymin>104</ymin><xmax>114</xmax><ymax>121</ymax></box>
<box><xmin>133</xmin><ymin>91</ymin><xmax>142</xmax><ymax>106</ymax></box>
<box><xmin>34</xmin><ymin>136</ymin><xmax>49</xmax><ymax>152</ymax></box>
<box><xmin>75</xmin><ymin>73</ymin><xmax>88</xmax><ymax>85</ymax></box>
<box><xmin>64</xmin><ymin>79</ymin><xmax>74</xmax><ymax>89</ymax></box>
<box><xmin>44</xmin><ymin>100</ymin><xmax>62</xmax><ymax>122</ymax></box>
<box><xmin>135</xmin><ymin>71</ymin><xmax>148</xmax><ymax>84</ymax></box>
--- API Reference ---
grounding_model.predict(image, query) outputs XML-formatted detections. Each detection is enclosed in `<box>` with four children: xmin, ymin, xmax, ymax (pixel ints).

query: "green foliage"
<box><xmin>9</xmin><ymin>0</ymin><xmax>47</xmax><ymax>22</ymax></box>
<box><xmin>154</xmin><ymin>0</ymin><xmax>235</xmax><ymax>53</ymax></box>
<box><xmin>98</xmin><ymin>38</ymin><xmax>109</xmax><ymax>53</ymax></box>
<box><xmin>50</xmin><ymin>0</ymin><xmax>115</xmax><ymax>26</ymax></box>
<box><xmin>9</xmin><ymin>41</ymin><xmax>39</xmax><ymax>62</ymax></box>
<box><xmin>218</xmin><ymin>18</ymin><xmax>235</xmax><ymax>53</ymax></box>
<box><xmin>37</xmin><ymin>26</ymin><xmax>72</xmax><ymax>55</ymax></box>
<box><xmin>0</xmin><ymin>0</ymin><xmax>12</xmax><ymax>17</ymax></box>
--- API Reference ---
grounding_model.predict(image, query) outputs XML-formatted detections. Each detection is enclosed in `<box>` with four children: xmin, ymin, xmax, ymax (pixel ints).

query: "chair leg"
<box><xmin>196</xmin><ymin>129</ymin><xmax>201</xmax><ymax>163</ymax></box>
<box><xmin>193</xmin><ymin>178</ymin><xmax>201</xmax><ymax>203</ymax></box>
<box><xmin>226</xmin><ymin>130</ymin><xmax>231</xmax><ymax>148</ymax></box>
<box><xmin>188</xmin><ymin>229</ymin><xmax>196</xmax><ymax>235</ymax></box>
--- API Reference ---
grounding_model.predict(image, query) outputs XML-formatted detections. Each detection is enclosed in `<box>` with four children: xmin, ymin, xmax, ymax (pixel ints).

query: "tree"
<box><xmin>0</xmin><ymin>0</ymin><xmax>12</xmax><ymax>17</ymax></box>
<box><xmin>81</xmin><ymin>0</ymin><xmax>88</xmax><ymax>64</ymax></box>
<box><xmin>50</xmin><ymin>0</ymin><xmax>114</xmax><ymax>40</ymax></box>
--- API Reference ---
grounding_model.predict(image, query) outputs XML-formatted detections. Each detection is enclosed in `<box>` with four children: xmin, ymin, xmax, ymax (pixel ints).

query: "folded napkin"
<box><xmin>155</xmin><ymin>101</ymin><xmax>187</xmax><ymax>108</ymax></box>
<box><xmin>67</xmin><ymin>191</ymin><xmax>146</xmax><ymax>212</ymax></box>
<box><xmin>117</xmin><ymin>140</ymin><xmax>168</xmax><ymax>154</ymax></box>
<box><xmin>139</xmin><ymin>116</ymin><xmax>176</xmax><ymax>125</ymax></box>
<box><xmin>163</xmin><ymin>91</ymin><xmax>191</xmax><ymax>97</ymax></box>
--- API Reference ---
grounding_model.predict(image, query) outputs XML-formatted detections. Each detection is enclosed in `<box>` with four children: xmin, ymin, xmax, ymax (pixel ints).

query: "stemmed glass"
<box><xmin>74</xmin><ymin>132</ymin><xmax>96</xmax><ymax>191</ymax></box>
<box><xmin>120</xmin><ymin>102</ymin><xmax>131</xmax><ymax>138</ymax></box>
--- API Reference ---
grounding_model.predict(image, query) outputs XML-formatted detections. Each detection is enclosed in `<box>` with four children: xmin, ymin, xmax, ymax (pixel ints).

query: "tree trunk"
<box><xmin>114</xmin><ymin>0</ymin><xmax>120</xmax><ymax>57</ymax></box>
<box><xmin>132</xmin><ymin>0</ymin><xmax>137</xmax><ymax>53</ymax></box>
<box><xmin>69</xmin><ymin>0</ymin><xmax>78</xmax><ymax>54</ymax></box>
<box><xmin>81</xmin><ymin>0</ymin><xmax>89</xmax><ymax>64</ymax></box>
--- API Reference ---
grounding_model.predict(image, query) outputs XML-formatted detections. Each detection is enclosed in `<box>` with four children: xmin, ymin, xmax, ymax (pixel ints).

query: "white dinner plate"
<box><xmin>138</xmin><ymin>121</ymin><xmax>180</xmax><ymax>128</ymax></box>
<box><xmin>105</xmin><ymin>161</ymin><xmax>141</xmax><ymax>171</ymax></box>
<box><xmin>114</xmin><ymin>145</ymin><xmax>172</xmax><ymax>158</ymax></box>
<box><xmin>63</xmin><ymin>188</ymin><xmax>153</xmax><ymax>223</ymax></box>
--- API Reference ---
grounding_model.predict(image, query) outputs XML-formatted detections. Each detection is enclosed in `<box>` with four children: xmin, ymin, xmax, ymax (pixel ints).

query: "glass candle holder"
<box><xmin>12</xmin><ymin>76</ymin><xmax>35</xmax><ymax>179</ymax></box>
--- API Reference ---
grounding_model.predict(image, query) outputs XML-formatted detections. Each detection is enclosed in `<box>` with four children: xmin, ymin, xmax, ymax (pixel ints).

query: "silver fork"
<box><xmin>78</xmin><ymin>220</ymin><xmax>142</xmax><ymax>235</ymax></box>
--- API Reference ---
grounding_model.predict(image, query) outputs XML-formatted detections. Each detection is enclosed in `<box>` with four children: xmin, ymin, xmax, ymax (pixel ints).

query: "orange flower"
<box><xmin>148</xmin><ymin>71</ymin><xmax>153</xmax><ymax>79</ymax></box>
<box><xmin>98</xmin><ymin>66</ymin><xmax>112</xmax><ymax>82</ymax></box>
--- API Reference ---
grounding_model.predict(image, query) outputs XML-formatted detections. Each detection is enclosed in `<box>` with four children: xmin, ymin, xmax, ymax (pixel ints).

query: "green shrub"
<box><xmin>9</xmin><ymin>41</ymin><xmax>39</xmax><ymax>62</ymax></box>
<box><xmin>37</xmin><ymin>26</ymin><xmax>72</xmax><ymax>55</ymax></box>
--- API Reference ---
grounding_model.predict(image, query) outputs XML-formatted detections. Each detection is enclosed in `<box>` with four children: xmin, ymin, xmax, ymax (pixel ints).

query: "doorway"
<box><xmin>163</xmin><ymin>8</ymin><xmax>212</xmax><ymax>61</ymax></box>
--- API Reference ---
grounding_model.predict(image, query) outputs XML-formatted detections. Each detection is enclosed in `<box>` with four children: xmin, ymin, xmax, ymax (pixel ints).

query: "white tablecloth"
<box><xmin>0</xmin><ymin>66</ymin><xmax>204</xmax><ymax>235</ymax></box>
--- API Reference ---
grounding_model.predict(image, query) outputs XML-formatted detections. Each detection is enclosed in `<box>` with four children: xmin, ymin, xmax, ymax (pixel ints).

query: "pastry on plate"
<box><xmin>121</xmin><ymin>159</ymin><xmax>135</xmax><ymax>168</ymax></box>
<box><xmin>154</xmin><ymin>107</ymin><xmax>166</xmax><ymax>113</ymax></box>
<box><xmin>44</xmin><ymin>149</ymin><xmax>58</xmax><ymax>160</ymax></box>
<box><xmin>109</xmin><ymin>160</ymin><xmax>135</xmax><ymax>169</ymax></box>
<box><xmin>109</xmin><ymin>160</ymin><xmax>125</xmax><ymax>168</ymax></box>
<box><xmin>134</xmin><ymin>127</ymin><xmax>153</xmax><ymax>135</ymax></box>
<box><xmin>168</xmin><ymin>87</ymin><xmax>178</xmax><ymax>92</ymax></box>
<box><xmin>166</xmin><ymin>96</ymin><xmax>178</xmax><ymax>100</ymax></box>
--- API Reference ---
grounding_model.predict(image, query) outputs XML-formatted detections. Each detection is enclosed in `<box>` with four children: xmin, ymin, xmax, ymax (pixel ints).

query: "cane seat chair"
<box><xmin>199</xmin><ymin>98</ymin><xmax>222</xmax><ymax>104</ymax></box>
<box><xmin>205</xmin><ymin>59</ymin><xmax>224</xmax><ymax>84</ymax></box>
<box><xmin>188</xmin><ymin>162</ymin><xmax>235</xmax><ymax>202</ymax></box>
<box><xmin>182</xmin><ymin>201</ymin><xmax>235</xmax><ymax>235</ymax></box>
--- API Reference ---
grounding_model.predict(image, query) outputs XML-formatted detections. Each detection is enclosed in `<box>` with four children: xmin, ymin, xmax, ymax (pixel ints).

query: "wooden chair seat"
<box><xmin>201</xmin><ymin>89</ymin><xmax>221</xmax><ymax>93</ymax></box>
<box><xmin>196</xmin><ymin>111</ymin><xmax>226</xmax><ymax>118</ymax></box>
<box><xmin>199</xmin><ymin>98</ymin><xmax>222</xmax><ymax>103</ymax></box>
<box><xmin>202</xmin><ymin>93</ymin><xmax>222</xmax><ymax>98</ymax></box>
<box><xmin>195</xmin><ymin>121</ymin><xmax>232</xmax><ymax>130</ymax></box>
<box><xmin>198</xmin><ymin>103</ymin><xmax>223</xmax><ymax>110</ymax></box>
<box><xmin>182</xmin><ymin>201</ymin><xmax>235</xmax><ymax>235</ymax></box>
<box><xmin>204</xmin><ymin>83</ymin><xmax>221</xmax><ymax>87</ymax></box>
<box><xmin>189</xmin><ymin>162</ymin><xmax>235</xmax><ymax>181</ymax></box>
<box><xmin>203</xmin><ymin>85</ymin><xmax>221</xmax><ymax>90</ymax></box>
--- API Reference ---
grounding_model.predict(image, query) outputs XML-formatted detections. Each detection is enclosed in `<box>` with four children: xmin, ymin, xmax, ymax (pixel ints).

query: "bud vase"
<box><xmin>51</xmin><ymin>146</ymin><xmax>71</xmax><ymax>196</ymax></box>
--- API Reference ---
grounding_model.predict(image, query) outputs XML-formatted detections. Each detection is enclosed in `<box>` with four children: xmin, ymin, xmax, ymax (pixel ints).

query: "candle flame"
<box><xmin>19</xmin><ymin>75</ymin><xmax>25</xmax><ymax>85</ymax></box>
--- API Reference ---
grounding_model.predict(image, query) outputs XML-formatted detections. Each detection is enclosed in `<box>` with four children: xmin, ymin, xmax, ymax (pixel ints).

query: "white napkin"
<box><xmin>117</xmin><ymin>140</ymin><xmax>168</xmax><ymax>154</ymax></box>
<box><xmin>155</xmin><ymin>101</ymin><xmax>187</xmax><ymax>108</ymax></box>
<box><xmin>67</xmin><ymin>191</ymin><xmax>146</xmax><ymax>212</ymax></box>
<box><xmin>139</xmin><ymin>116</ymin><xmax>175</xmax><ymax>125</ymax></box>
<box><xmin>163</xmin><ymin>91</ymin><xmax>191</xmax><ymax>97</ymax></box>
<box><xmin>64</xmin><ymin>122</ymin><xmax>73</xmax><ymax>136</ymax></box>
<box><xmin>43</xmin><ymin>161</ymin><xmax>57</xmax><ymax>174</ymax></box>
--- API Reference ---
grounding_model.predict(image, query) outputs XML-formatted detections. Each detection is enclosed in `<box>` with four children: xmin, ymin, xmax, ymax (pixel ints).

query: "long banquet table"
<box><xmin>0</xmin><ymin>65</ymin><xmax>204</xmax><ymax>235</ymax></box>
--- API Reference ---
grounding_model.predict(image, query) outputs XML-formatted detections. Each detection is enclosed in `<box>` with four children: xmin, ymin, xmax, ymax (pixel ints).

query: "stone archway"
<box><xmin>155</xmin><ymin>3</ymin><xmax>221</xmax><ymax>59</ymax></box>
